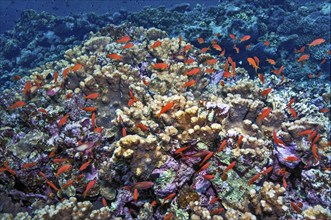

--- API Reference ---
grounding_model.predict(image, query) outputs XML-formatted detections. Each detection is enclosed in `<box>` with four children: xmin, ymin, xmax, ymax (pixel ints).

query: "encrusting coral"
<box><xmin>0</xmin><ymin>23</ymin><xmax>330</xmax><ymax>220</ymax></box>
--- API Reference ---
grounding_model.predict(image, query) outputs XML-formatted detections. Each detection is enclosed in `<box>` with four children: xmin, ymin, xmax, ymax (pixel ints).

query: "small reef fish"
<box><xmin>297</xmin><ymin>54</ymin><xmax>309</xmax><ymax>62</ymax></box>
<box><xmin>122</xmin><ymin>43</ymin><xmax>134</xmax><ymax>49</ymax></box>
<box><xmin>287</xmin><ymin>98</ymin><xmax>295</xmax><ymax>107</ymax></box>
<box><xmin>38</xmin><ymin>108</ymin><xmax>48</xmax><ymax>114</ymax></box>
<box><xmin>162</xmin><ymin>193</ymin><xmax>176</xmax><ymax>205</ymax></box>
<box><xmin>102</xmin><ymin>198</ymin><xmax>108</xmax><ymax>207</ymax></box>
<box><xmin>22</xmin><ymin>162</ymin><xmax>37</xmax><ymax>169</ymax></box>
<box><xmin>202</xmin><ymin>174</ymin><xmax>215</xmax><ymax>180</ymax></box>
<box><xmin>53</xmin><ymin>158</ymin><xmax>67</xmax><ymax>164</ymax></box>
<box><xmin>82</xmin><ymin>107</ymin><xmax>97</xmax><ymax>112</ymax></box>
<box><xmin>253</xmin><ymin>56</ymin><xmax>260</xmax><ymax>66</ymax></box>
<box><xmin>271</xmin><ymin>65</ymin><xmax>284</xmax><ymax>75</ymax></box>
<box><xmin>23</xmin><ymin>81</ymin><xmax>32</xmax><ymax>95</ymax></box>
<box><xmin>117</xmin><ymin>36</ymin><xmax>131</xmax><ymax>43</ymax></box>
<box><xmin>288</xmin><ymin>107</ymin><xmax>297</xmax><ymax>118</ymax></box>
<box><xmin>58</xmin><ymin>113</ymin><xmax>69</xmax><ymax>126</ymax></box>
<box><xmin>164</xmin><ymin>213</ymin><xmax>173</xmax><ymax>220</ymax></box>
<box><xmin>240</xmin><ymin>35</ymin><xmax>251</xmax><ymax>42</ymax></box>
<box><xmin>91</xmin><ymin>112</ymin><xmax>96</xmax><ymax>127</ymax></box>
<box><xmin>233</xmin><ymin>44</ymin><xmax>240</xmax><ymax>53</ymax></box>
<box><xmin>257</xmin><ymin>107</ymin><xmax>272</xmax><ymax>122</ymax></box>
<box><xmin>290</xmin><ymin>202</ymin><xmax>302</xmax><ymax>214</ymax></box>
<box><xmin>79</xmin><ymin>159</ymin><xmax>92</xmax><ymax>171</ymax></box>
<box><xmin>107</xmin><ymin>53</ymin><xmax>123</xmax><ymax>60</ymax></box>
<box><xmin>175</xmin><ymin>145</ymin><xmax>191</xmax><ymax>154</ymax></box>
<box><xmin>200</xmin><ymin>47</ymin><xmax>209</xmax><ymax>53</ymax></box>
<box><xmin>61</xmin><ymin>179</ymin><xmax>75</xmax><ymax>189</ymax></box>
<box><xmin>312</xmin><ymin>144</ymin><xmax>319</xmax><ymax>161</ymax></box>
<box><xmin>185</xmin><ymin>67</ymin><xmax>200</xmax><ymax>76</ymax></box>
<box><xmin>261</xmin><ymin>88</ymin><xmax>272</xmax><ymax>96</ymax></box>
<box><xmin>295</xmin><ymin>46</ymin><xmax>305</xmax><ymax>53</ymax></box>
<box><xmin>258</xmin><ymin>73</ymin><xmax>264</xmax><ymax>84</ymax></box>
<box><xmin>48</xmin><ymin>146</ymin><xmax>57</xmax><ymax>158</ymax></box>
<box><xmin>122</xmin><ymin>127</ymin><xmax>127</xmax><ymax>137</ymax></box>
<box><xmin>211</xmin><ymin>208</ymin><xmax>224</xmax><ymax>215</ymax></box>
<box><xmin>133</xmin><ymin>181</ymin><xmax>154</xmax><ymax>190</ymax></box>
<box><xmin>83</xmin><ymin>180</ymin><xmax>96</xmax><ymax>198</ymax></box>
<box><xmin>247</xmin><ymin>57</ymin><xmax>259</xmax><ymax>72</ymax></box>
<box><xmin>213</xmin><ymin>44</ymin><xmax>222</xmax><ymax>51</ymax></box>
<box><xmin>200</xmin><ymin>152</ymin><xmax>214</xmax><ymax>166</ymax></box>
<box><xmin>182</xmin><ymin>44</ymin><xmax>192</xmax><ymax>52</ymax></box>
<box><xmin>224</xmin><ymin>161</ymin><xmax>236</xmax><ymax>173</ymax></box>
<box><xmin>297</xmin><ymin>129</ymin><xmax>313</xmax><ymax>136</ymax></box>
<box><xmin>150</xmin><ymin>40</ymin><xmax>162</xmax><ymax>49</ymax></box>
<box><xmin>46</xmin><ymin>180</ymin><xmax>59</xmax><ymax>191</ymax></box>
<box><xmin>229</xmin><ymin>33</ymin><xmax>236</xmax><ymax>41</ymax></box>
<box><xmin>308</xmin><ymin>38</ymin><xmax>325</xmax><ymax>47</ymax></box>
<box><xmin>248</xmin><ymin>173</ymin><xmax>261</xmax><ymax>186</ymax></box>
<box><xmin>133</xmin><ymin>188</ymin><xmax>138</xmax><ymax>202</ymax></box>
<box><xmin>157</xmin><ymin>101</ymin><xmax>175</xmax><ymax>118</ymax></box>
<box><xmin>71</xmin><ymin>63</ymin><xmax>83</xmax><ymax>71</ymax></box>
<box><xmin>209</xmin><ymin>197</ymin><xmax>219</xmax><ymax>204</ymax></box>
<box><xmin>197</xmin><ymin>37</ymin><xmax>204</xmax><ymax>44</ymax></box>
<box><xmin>8</xmin><ymin>101</ymin><xmax>26</xmax><ymax>110</ymax></box>
<box><xmin>84</xmin><ymin>93</ymin><xmax>99</xmax><ymax>99</ymax></box>
<box><xmin>206</xmin><ymin>59</ymin><xmax>217</xmax><ymax>65</ymax></box>
<box><xmin>237</xmin><ymin>135</ymin><xmax>243</xmax><ymax>147</ymax></box>
<box><xmin>284</xmin><ymin>156</ymin><xmax>299</xmax><ymax>162</ymax></box>
<box><xmin>260</xmin><ymin>166</ymin><xmax>273</xmax><ymax>175</ymax></box>
<box><xmin>63</xmin><ymin>68</ymin><xmax>69</xmax><ymax>78</ymax></box>
<box><xmin>53</xmin><ymin>71</ymin><xmax>58</xmax><ymax>83</ymax></box>
<box><xmin>217</xmin><ymin>139</ymin><xmax>227</xmax><ymax>153</ymax></box>
<box><xmin>56</xmin><ymin>164</ymin><xmax>72</xmax><ymax>177</ymax></box>
<box><xmin>152</xmin><ymin>63</ymin><xmax>169</xmax><ymax>70</ymax></box>
<box><xmin>184</xmin><ymin>58</ymin><xmax>195</xmax><ymax>64</ymax></box>
<box><xmin>263</xmin><ymin>41</ymin><xmax>270</xmax><ymax>46</ymax></box>
<box><xmin>273</xmin><ymin>131</ymin><xmax>285</xmax><ymax>146</ymax></box>
<box><xmin>266</xmin><ymin>58</ymin><xmax>276</xmax><ymax>65</ymax></box>
<box><xmin>182</xmin><ymin>80</ymin><xmax>196</xmax><ymax>88</ymax></box>
<box><xmin>136</xmin><ymin>123</ymin><xmax>149</xmax><ymax>131</ymax></box>
<box><xmin>196</xmin><ymin>162</ymin><xmax>211</xmax><ymax>173</ymax></box>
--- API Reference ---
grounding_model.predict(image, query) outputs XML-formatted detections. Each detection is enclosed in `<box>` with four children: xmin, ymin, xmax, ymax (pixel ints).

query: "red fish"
<box><xmin>136</xmin><ymin>123</ymin><xmax>149</xmax><ymax>132</ymax></box>
<box><xmin>308</xmin><ymin>38</ymin><xmax>325</xmax><ymax>47</ymax></box>
<box><xmin>290</xmin><ymin>202</ymin><xmax>302</xmax><ymax>214</ymax></box>
<box><xmin>312</xmin><ymin>134</ymin><xmax>320</xmax><ymax>145</ymax></box>
<box><xmin>84</xmin><ymin>93</ymin><xmax>99</xmax><ymax>99</ymax></box>
<box><xmin>133</xmin><ymin>188</ymin><xmax>138</xmax><ymax>202</ymax></box>
<box><xmin>182</xmin><ymin>80</ymin><xmax>196</xmax><ymax>88</ymax></box>
<box><xmin>48</xmin><ymin>146</ymin><xmax>57</xmax><ymax>158</ymax></box>
<box><xmin>94</xmin><ymin>127</ymin><xmax>103</xmax><ymax>133</ymax></box>
<box><xmin>82</xmin><ymin>107</ymin><xmax>97</xmax><ymax>112</ymax></box>
<box><xmin>175</xmin><ymin>146</ymin><xmax>191</xmax><ymax>154</ymax></box>
<box><xmin>91</xmin><ymin>112</ymin><xmax>96</xmax><ymax>127</ymax></box>
<box><xmin>185</xmin><ymin>67</ymin><xmax>200</xmax><ymax>76</ymax></box>
<box><xmin>46</xmin><ymin>180</ymin><xmax>59</xmax><ymax>191</ymax></box>
<box><xmin>197</xmin><ymin>37</ymin><xmax>204</xmax><ymax>44</ymax></box>
<box><xmin>254</xmin><ymin>56</ymin><xmax>260</xmax><ymax>66</ymax></box>
<box><xmin>102</xmin><ymin>198</ymin><xmax>108</xmax><ymax>207</ymax></box>
<box><xmin>71</xmin><ymin>63</ymin><xmax>83</xmax><ymax>71</ymax></box>
<box><xmin>258</xmin><ymin>73</ymin><xmax>264</xmax><ymax>84</ymax></box>
<box><xmin>295</xmin><ymin>46</ymin><xmax>305</xmax><ymax>53</ymax></box>
<box><xmin>246</xmin><ymin>44</ymin><xmax>252</xmax><ymax>50</ymax></box>
<box><xmin>248</xmin><ymin>173</ymin><xmax>261</xmax><ymax>186</ymax></box>
<box><xmin>150</xmin><ymin>40</ymin><xmax>162</xmax><ymax>49</ymax></box>
<box><xmin>22</xmin><ymin>162</ymin><xmax>37</xmax><ymax>169</ymax></box>
<box><xmin>152</xmin><ymin>63</ymin><xmax>169</xmax><ymax>70</ymax></box>
<box><xmin>312</xmin><ymin>144</ymin><xmax>319</xmax><ymax>161</ymax></box>
<box><xmin>182</xmin><ymin>44</ymin><xmax>192</xmax><ymax>52</ymax></box>
<box><xmin>217</xmin><ymin>139</ymin><xmax>227</xmax><ymax>153</ymax></box>
<box><xmin>200</xmin><ymin>152</ymin><xmax>214</xmax><ymax>166</ymax></box>
<box><xmin>122</xmin><ymin>43</ymin><xmax>134</xmax><ymax>49</ymax></box>
<box><xmin>297</xmin><ymin>54</ymin><xmax>309</xmax><ymax>62</ymax></box>
<box><xmin>53</xmin><ymin>158</ymin><xmax>67</xmax><ymax>164</ymax></box>
<box><xmin>23</xmin><ymin>81</ymin><xmax>32</xmax><ymax>95</ymax></box>
<box><xmin>54</xmin><ymin>71</ymin><xmax>58</xmax><ymax>83</ymax></box>
<box><xmin>79</xmin><ymin>159</ymin><xmax>92</xmax><ymax>171</ymax></box>
<box><xmin>271</xmin><ymin>65</ymin><xmax>284</xmax><ymax>75</ymax></box>
<box><xmin>224</xmin><ymin>161</ymin><xmax>236</xmax><ymax>173</ymax></box>
<box><xmin>63</xmin><ymin>68</ymin><xmax>69</xmax><ymax>78</ymax></box>
<box><xmin>200</xmin><ymin>47</ymin><xmax>210</xmax><ymax>53</ymax></box>
<box><xmin>206</xmin><ymin>59</ymin><xmax>217</xmax><ymax>65</ymax></box>
<box><xmin>247</xmin><ymin>57</ymin><xmax>259</xmax><ymax>72</ymax></box>
<box><xmin>62</xmin><ymin>179</ymin><xmax>75</xmax><ymax>189</ymax></box>
<box><xmin>263</xmin><ymin>41</ymin><xmax>270</xmax><ymax>46</ymax></box>
<box><xmin>184</xmin><ymin>58</ymin><xmax>195</xmax><ymax>64</ymax></box>
<box><xmin>117</xmin><ymin>36</ymin><xmax>131</xmax><ymax>43</ymax></box>
<box><xmin>8</xmin><ymin>101</ymin><xmax>26</xmax><ymax>110</ymax></box>
<box><xmin>107</xmin><ymin>53</ymin><xmax>123</xmax><ymax>60</ymax></box>
<box><xmin>289</xmin><ymin>107</ymin><xmax>297</xmax><ymax>118</ymax></box>
<box><xmin>297</xmin><ymin>129</ymin><xmax>313</xmax><ymax>136</ymax></box>
<box><xmin>133</xmin><ymin>181</ymin><xmax>154</xmax><ymax>190</ymax></box>
<box><xmin>122</xmin><ymin>127</ymin><xmax>127</xmax><ymax>137</ymax></box>
<box><xmin>157</xmin><ymin>101</ymin><xmax>175</xmax><ymax>118</ymax></box>
<box><xmin>209</xmin><ymin>197</ymin><xmax>219</xmax><ymax>204</ymax></box>
<box><xmin>287</xmin><ymin>98</ymin><xmax>295</xmax><ymax>107</ymax></box>
<box><xmin>237</xmin><ymin>135</ymin><xmax>243</xmax><ymax>147</ymax></box>
<box><xmin>284</xmin><ymin>156</ymin><xmax>299</xmax><ymax>162</ymax></box>
<box><xmin>211</xmin><ymin>208</ymin><xmax>224</xmax><ymax>215</ymax></box>
<box><xmin>162</xmin><ymin>193</ymin><xmax>176</xmax><ymax>205</ymax></box>
<box><xmin>164</xmin><ymin>213</ymin><xmax>173</xmax><ymax>220</ymax></box>
<box><xmin>56</xmin><ymin>164</ymin><xmax>72</xmax><ymax>177</ymax></box>
<box><xmin>261</xmin><ymin>88</ymin><xmax>272</xmax><ymax>96</ymax></box>
<box><xmin>196</xmin><ymin>162</ymin><xmax>211</xmax><ymax>173</ymax></box>
<box><xmin>202</xmin><ymin>174</ymin><xmax>215</xmax><ymax>180</ymax></box>
<box><xmin>319</xmin><ymin>108</ymin><xmax>329</xmax><ymax>113</ymax></box>
<box><xmin>233</xmin><ymin>44</ymin><xmax>240</xmax><ymax>53</ymax></box>
<box><xmin>38</xmin><ymin>108</ymin><xmax>48</xmax><ymax>114</ymax></box>
<box><xmin>260</xmin><ymin>166</ymin><xmax>273</xmax><ymax>175</ymax></box>
<box><xmin>266</xmin><ymin>58</ymin><xmax>276</xmax><ymax>65</ymax></box>
<box><xmin>58</xmin><ymin>113</ymin><xmax>69</xmax><ymax>126</ymax></box>
<box><xmin>273</xmin><ymin>131</ymin><xmax>285</xmax><ymax>146</ymax></box>
<box><xmin>257</xmin><ymin>107</ymin><xmax>272</xmax><ymax>122</ymax></box>
<box><xmin>240</xmin><ymin>35</ymin><xmax>251</xmax><ymax>42</ymax></box>
<box><xmin>83</xmin><ymin>180</ymin><xmax>96</xmax><ymax>198</ymax></box>
<box><xmin>213</xmin><ymin>44</ymin><xmax>222</xmax><ymax>51</ymax></box>
<box><xmin>229</xmin><ymin>34</ymin><xmax>236</xmax><ymax>41</ymax></box>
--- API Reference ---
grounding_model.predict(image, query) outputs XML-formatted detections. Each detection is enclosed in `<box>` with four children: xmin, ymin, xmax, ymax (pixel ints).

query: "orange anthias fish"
<box><xmin>217</xmin><ymin>139</ymin><xmax>227</xmax><ymax>153</ymax></box>
<box><xmin>271</xmin><ymin>65</ymin><xmax>284</xmax><ymax>75</ymax></box>
<box><xmin>273</xmin><ymin>131</ymin><xmax>285</xmax><ymax>146</ymax></box>
<box><xmin>182</xmin><ymin>80</ymin><xmax>196</xmax><ymax>88</ymax></box>
<box><xmin>209</xmin><ymin>197</ymin><xmax>219</xmax><ymax>204</ymax></box>
<box><xmin>150</xmin><ymin>40</ymin><xmax>162</xmax><ymax>49</ymax></box>
<box><xmin>58</xmin><ymin>113</ymin><xmax>69</xmax><ymax>126</ymax></box>
<box><xmin>84</xmin><ymin>93</ymin><xmax>99</xmax><ymax>99</ymax></box>
<box><xmin>196</xmin><ymin>162</ymin><xmax>211</xmax><ymax>173</ymax></box>
<box><xmin>213</xmin><ymin>44</ymin><xmax>222</xmax><ymax>51</ymax></box>
<box><xmin>258</xmin><ymin>73</ymin><xmax>264</xmax><ymax>84</ymax></box>
<box><xmin>185</xmin><ymin>67</ymin><xmax>200</xmax><ymax>76</ymax></box>
<box><xmin>8</xmin><ymin>101</ymin><xmax>26</xmax><ymax>110</ymax></box>
<box><xmin>261</xmin><ymin>88</ymin><xmax>272</xmax><ymax>96</ymax></box>
<box><xmin>157</xmin><ymin>101</ymin><xmax>175</xmax><ymax>118</ymax></box>
<box><xmin>295</xmin><ymin>46</ymin><xmax>305</xmax><ymax>53</ymax></box>
<box><xmin>240</xmin><ymin>35</ymin><xmax>251</xmax><ymax>42</ymax></box>
<box><xmin>224</xmin><ymin>161</ymin><xmax>236</xmax><ymax>173</ymax></box>
<box><xmin>152</xmin><ymin>63</ymin><xmax>169</xmax><ymax>70</ymax></box>
<box><xmin>56</xmin><ymin>164</ymin><xmax>72</xmax><ymax>177</ymax></box>
<box><xmin>46</xmin><ymin>180</ymin><xmax>59</xmax><ymax>191</ymax></box>
<box><xmin>233</xmin><ymin>44</ymin><xmax>240</xmax><ymax>53</ymax></box>
<box><xmin>207</xmin><ymin>59</ymin><xmax>217</xmax><ymax>65</ymax></box>
<box><xmin>122</xmin><ymin>127</ymin><xmax>127</xmax><ymax>137</ymax></box>
<box><xmin>54</xmin><ymin>71</ymin><xmax>58</xmax><ymax>83</ymax></box>
<box><xmin>247</xmin><ymin>57</ymin><xmax>259</xmax><ymax>72</ymax></box>
<box><xmin>284</xmin><ymin>156</ymin><xmax>299</xmax><ymax>162</ymax></box>
<box><xmin>117</xmin><ymin>36</ymin><xmax>131</xmax><ymax>43</ymax></box>
<box><xmin>63</xmin><ymin>68</ymin><xmax>70</xmax><ymax>78</ymax></box>
<box><xmin>136</xmin><ymin>123</ymin><xmax>149</xmax><ymax>132</ymax></box>
<box><xmin>175</xmin><ymin>145</ymin><xmax>191</xmax><ymax>154</ymax></box>
<box><xmin>200</xmin><ymin>47</ymin><xmax>210</xmax><ymax>53</ymax></box>
<box><xmin>237</xmin><ymin>135</ymin><xmax>243</xmax><ymax>147</ymax></box>
<box><xmin>248</xmin><ymin>173</ymin><xmax>261</xmax><ymax>186</ymax></box>
<box><xmin>182</xmin><ymin>44</ymin><xmax>192</xmax><ymax>52</ymax></box>
<box><xmin>291</xmin><ymin>202</ymin><xmax>302</xmax><ymax>214</ymax></box>
<box><xmin>297</xmin><ymin>129</ymin><xmax>313</xmax><ymax>136</ymax></box>
<box><xmin>133</xmin><ymin>181</ymin><xmax>154</xmax><ymax>190</ymax></box>
<box><xmin>197</xmin><ymin>37</ymin><xmax>204</xmax><ymax>44</ymax></box>
<box><xmin>22</xmin><ymin>162</ymin><xmax>37</xmax><ymax>169</ymax></box>
<box><xmin>203</xmin><ymin>174</ymin><xmax>215</xmax><ymax>180</ymax></box>
<box><xmin>184</xmin><ymin>58</ymin><xmax>195</xmax><ymax>64</ymax></box>
<box><xmin>312</xmin><ymin>144</ymin><xmax>319</xmax><ymax>161</ymax></box>
<box><xmin>82</xmin><ymin>107</ymin><xmax>97</xmax><ymax>112</ymax></box>
<box><xmin>260</xmin><ymin>166</ymin><xmax>273</xmax><ymax>175</ymax></box>
<box><xmin>83</xmin><ymin>180</ymin><xmax>96</xmax><ymax>198</ymax></box>
<box><xmin>122</xmin><ymin>43</ymin><xmax>134</xmax><ymax>49</ymax></box>
<box><xmin>288</xmin><ymin>107</ymin><xmax>297</xmax><ymax>118</ymax></box>
<box><xmin>257</xmin><ymin>107</ymin><xmax>272</xmax><ymax>122</ymax></box>
<box><xmin>266</xmin><ymin>58</ymin><xmax>276</xmax><ymax>65</ymax></box>
<box><xmin>211</xmin><ymin>208</ymin><xmax>225</xmax><ymax>215</ymax></box>
<box><xmin>91</xmin><ymin>112</ymin><xmax>96</xmax><ymax>127</ymax></box>
<box><xmin>133</xmin><ymin>188</ymin><xmax>139</xmax><ymax>202</ymax></box>
<box><xmin>254</xmin><ymin>56</ymin><xmax>260</xmax><ymax>66</ymax></box>
<box><xmin>162</xmin><ymin>193</ymin><xmax>176</xmax><ymax>205</ymax></box>
<box><xmin>200</xmin><ymin>152</ymin><xmax>214</xmax><ymax>166</ymax></box>
<box><xmin>229</xmin><ymin>33</ymin><xmax>236</xmax><ymax>41</ymax></box>
<box><xmin>164</xmin><ymin>213</ymin><xmax>173</xmax><ymax>220</ymax></box>
<box><xmin>263</xmin><ymin>41</ymin><xmax>270</xmax><ymax>46</ymax></box>
<box><xmin>308</xmin><ymin>38</ymin><xmax>325</xmax><ymax>47</ymax></box>
<box><xmin>107</xmin><ymin>53</ymin><xmax>123</xmax><ymax>60</ymax></box>
<box><xmin>23</xmin><ymin>81</ymin><xmax>32</xmax><ymax>95</ymax></box>
<box><xmin>71</xmin><ymin>63</ymin><xmax>83</xmax><ymax>71</ymax></box>
<box><xmin>287</xmin><ymin>98</ymin><xmax>295</xmax><ymax>107</ymax></box>
<box><xmin>102</xmin><ymin>198</ymin><xmax>108</xmax><ymax>207</ymax></box>
<box><xmin>79</xmin><ymin>159</ymin><xmax>92</xmax><ymax>171</ymax></box>
<box><xmin>61</xmin><ymin>179</ymin><xmax>75</xmax><ymax>189</ymax></box>
<box><xmin>297</xmin><ymin>54</ymin><xmax>310</xmax><ymax>62</ymax></box>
